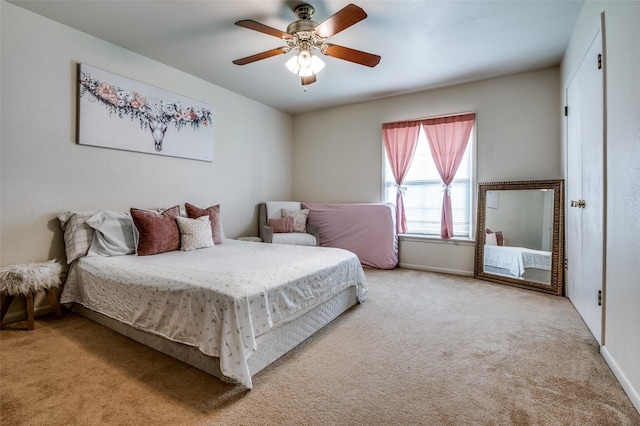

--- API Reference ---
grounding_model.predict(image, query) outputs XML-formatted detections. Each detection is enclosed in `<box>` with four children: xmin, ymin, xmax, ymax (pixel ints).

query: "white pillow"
<box><xmin>266</xmin><ymin>201</ymin><xmax>301</xmax><ymax>220</ymax></box>
<box><xmin>58</xmin><ymin>211</ymin><xmax>96</xmax><ymax>263</ymax></box>
<box><xmin>485</xmin><ymin>232</ymin><xmax>498</xmax><ymax>246</ymax></box>
<box><xmin>86</xmin><ymin>210</ymin><xmax>136</xmax><ymax>257</ymax></box>
<box><xmin>176</xmin><ymin>216</ymin><xmax>214</xmax><ymax>251</ymax></box>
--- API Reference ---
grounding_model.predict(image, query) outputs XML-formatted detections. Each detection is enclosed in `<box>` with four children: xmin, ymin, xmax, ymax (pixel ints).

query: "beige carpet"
<box><xmin>1</xmin><ymin>268</ymin><xmax>638</xmax><ymax>425</ymax></box>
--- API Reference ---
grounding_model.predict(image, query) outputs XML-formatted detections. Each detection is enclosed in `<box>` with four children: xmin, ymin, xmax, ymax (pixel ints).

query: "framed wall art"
<box><xmin>78</xmin><ymin>63</ymin><xmax>213</xmax><ymax>161</ymax></box>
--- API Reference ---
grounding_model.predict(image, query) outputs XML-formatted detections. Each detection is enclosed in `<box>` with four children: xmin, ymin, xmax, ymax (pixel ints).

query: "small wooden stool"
<box><xmin>0</xmin><ymin>260</ymin><xmax>64</xmax><ymax>330</ymax></box>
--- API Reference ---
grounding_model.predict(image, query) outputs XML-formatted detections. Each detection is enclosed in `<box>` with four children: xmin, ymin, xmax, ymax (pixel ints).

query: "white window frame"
<box><xmin>382</xmin><ymin>115</ymin><xmax>477</xmax><ymax>240</ymax></box>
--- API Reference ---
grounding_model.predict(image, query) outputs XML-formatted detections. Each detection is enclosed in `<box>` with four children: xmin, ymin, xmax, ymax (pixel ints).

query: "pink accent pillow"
<box><xmin>269</xmin><ymin>217</ymin><xmax>294</xmax><ymax>233</ymax></box>
<box><xmin>185</xmin><ymin>203</ymin><xmax>223</xmax><ymax>244</ymax></box>
<box><xmin>486</xmin><ymin>229</ymin><xmax>504</xmax><ymax>246</ymax></box>
<box><xmin>131</xmin><ymin>206</ymin><xmax>181</xmax><ymax>256</ymax></box>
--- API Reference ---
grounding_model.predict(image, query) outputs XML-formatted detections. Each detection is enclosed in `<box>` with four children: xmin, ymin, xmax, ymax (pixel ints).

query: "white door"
<box><xmin>566</xmin><ymin>29</ymin><xmax>604</xmax><ymax>344</ymax></box>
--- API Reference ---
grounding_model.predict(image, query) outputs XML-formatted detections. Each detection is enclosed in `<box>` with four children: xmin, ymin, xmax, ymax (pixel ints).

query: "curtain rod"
<box><xmin>382</xmin><ymin>110</ymin><xmax>477</xmax><ymax>126</ymax></box>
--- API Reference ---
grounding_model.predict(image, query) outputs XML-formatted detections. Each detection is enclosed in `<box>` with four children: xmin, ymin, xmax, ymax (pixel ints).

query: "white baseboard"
<box><xmin>601</xmin><ymin>345</ymin><xmax>640</xmax><ymax>415</ymax></box>
<box><xmin>398</xmin><ymin>263</ymin><xmax>474</xmax><ymax>277</ymax></box>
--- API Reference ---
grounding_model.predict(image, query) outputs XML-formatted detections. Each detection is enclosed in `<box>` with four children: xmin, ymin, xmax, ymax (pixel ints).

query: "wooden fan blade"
<box><xmin>232</xmin><ymin>47</ymin><xmax>289</xmax><ymax>65</ymax></box>
<box><xmin>322</xmin><ymin>44</ymin><xmax>381</xmax><ymax>67</ymax></box>
<box><xmin>314</xmin><ymin>4</ymin><xmax>367</xmax><ymax>38</ymax></box>
<box><xmin>301</xmin><ymin>74</ymin><xmax>317</xmax><ymax>85</ymax></box>
<box><xmin>235</xmin><ymin>20</ymin><xmax>292</xmax><ymax>39</ymax></box>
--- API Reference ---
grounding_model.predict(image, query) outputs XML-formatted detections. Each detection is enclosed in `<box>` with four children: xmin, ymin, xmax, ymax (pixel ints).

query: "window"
<box><xmin>383</xmin><ymin>123</ymin><xmax>475</xmax><ymax>238</ymax></box>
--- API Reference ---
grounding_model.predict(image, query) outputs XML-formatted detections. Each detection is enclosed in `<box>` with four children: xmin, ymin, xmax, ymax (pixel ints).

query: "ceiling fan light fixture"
<box><xmin>297</xmin><ymin>50</ymin><xmax>312</xmax><ymax>68</ymax></box>
<box><xmin>285</xmin><ymin>51</ymin><xmax>325</xmax><ymax>76</ymax></box>
<box><xmin>310</xmin><ymin>55</ymin><xmax>325</xmax><ymax>74</ymax></box>
<box><xmin>285</xmin><ymin>56</ymin><xmax>301</xmax><ymax>74</ymax></box>
<box><xmin>299</xmin><ymin>67</ymin><xmax>314</xmax><ymax>77</ymax></box>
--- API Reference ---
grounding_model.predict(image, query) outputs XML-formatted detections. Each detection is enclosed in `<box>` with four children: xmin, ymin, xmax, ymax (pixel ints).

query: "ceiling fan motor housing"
<box><xmin>293</xmin><ymin>4</ymin><xmax>314</xmax><ymax>20</ymax></box>
<box><xmin>286</xmin><ymin>19</ymin><xmax>319</xmax><ymax>35</ymax></box>
<box><xmin>287</xmin><ymin>4</ymin><xmax>321</xmax><ymax>40</ymax></box>
<box><xmin>286</xmin><ymin>5</ymin><xmax>326</xmax><ymax>54</ymax></box>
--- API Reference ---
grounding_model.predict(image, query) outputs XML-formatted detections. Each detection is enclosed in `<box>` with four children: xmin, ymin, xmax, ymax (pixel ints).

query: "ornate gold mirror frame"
<box><xmin>474</xmin><ymin>180</ymin><xmax>564</xmax><ymax>295</ymax></box>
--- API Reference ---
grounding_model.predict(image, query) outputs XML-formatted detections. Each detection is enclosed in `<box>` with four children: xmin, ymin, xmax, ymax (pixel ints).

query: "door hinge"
<box><xmin>598</xmin><ymin>290</ymin><xmax>602</xmax><ymax>306</ymax></box>
<box><xmin>598</xmin><ymin>54</ymin><xmax>602</xmax><ymax>69</ymax></box>
<box><xmin>564</xmin><ymin>258</ymin><xmax>568</xmax><ymax>269</ymax></box>
<box><xmin>564</xmin><ymin>106</ymin><xmax>568</xmax><ymax>116</ymax></box>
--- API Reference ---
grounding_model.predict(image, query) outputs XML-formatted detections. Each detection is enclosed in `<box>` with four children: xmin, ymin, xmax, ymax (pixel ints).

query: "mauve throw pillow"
<box><xmin>131</xmin><ymin>206</ymin><xmax>181</xmax><ymax>256</ymax></box>
<box><xmin>269</xmin><ymin>217</ymin><xmax>294</xmax><ymax>233</ymax></box>
<box><xmin>185</xmin><ymin>203</ymin><xmax>223</xmax><ymax>244</ymax></box>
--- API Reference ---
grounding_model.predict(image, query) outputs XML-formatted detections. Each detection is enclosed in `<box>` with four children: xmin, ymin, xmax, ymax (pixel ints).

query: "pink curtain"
<box><xmin>421</xmin><ymin>113</ymin><xmax>476</xmax><ymax>239</ymax></box>
<box><xmin>382</xmin><ymin>121</ymin><xmax>421</xmax><ymax>234</ymax></box>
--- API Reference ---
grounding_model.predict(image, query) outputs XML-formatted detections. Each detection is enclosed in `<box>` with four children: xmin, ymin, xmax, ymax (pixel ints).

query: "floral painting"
<box><xmin>78</xmin><ymin>63</ymin><xmax>213</xmax><ymax>161</ymax></box>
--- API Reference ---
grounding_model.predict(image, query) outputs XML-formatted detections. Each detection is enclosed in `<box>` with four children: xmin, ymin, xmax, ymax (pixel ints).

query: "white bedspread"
<box><xmin>483</xmin><ymin>245</ymin><xmax>551</xmax><ymax>278</ymax></box>
<box><xmin>61</xmin><ymin>239</ymin><xmax>367</xmax><ymax>388</ymax></box>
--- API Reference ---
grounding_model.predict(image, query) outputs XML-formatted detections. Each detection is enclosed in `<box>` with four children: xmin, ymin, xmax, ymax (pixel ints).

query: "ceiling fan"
<box><xmin>232</xmin><ymin>3</ymin><xmax>381</xmax><ymax>87</ymax></box>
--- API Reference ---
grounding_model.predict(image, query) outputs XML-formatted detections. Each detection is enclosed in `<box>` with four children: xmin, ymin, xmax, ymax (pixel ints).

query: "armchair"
<box><xmin>258</xmin><ymin>202</ymin><xmax>320</xmax><ymax>246</ymax></box>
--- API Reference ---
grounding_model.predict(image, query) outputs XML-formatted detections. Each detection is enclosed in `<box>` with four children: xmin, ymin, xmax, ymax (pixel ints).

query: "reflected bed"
<box><xmin>483</xmin><ymin>245</ymin><xmax>551</xmax><ymax>278</ymax></box>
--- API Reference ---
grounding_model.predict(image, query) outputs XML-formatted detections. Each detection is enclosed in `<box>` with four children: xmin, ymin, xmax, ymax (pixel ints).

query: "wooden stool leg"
<box><xmin>1</xmin><ymin>295</ymin><xmax>15</xmax><ymax>328</ymax></box>
<box><xmin>26</xmin><ymin>293</ymin><xmax>35</xmax><ymax>331</ymax></box>
<box><xmin>45</xmin><ymin>289</ymin><xmax>64</xmax><ymax>319</ymax></box>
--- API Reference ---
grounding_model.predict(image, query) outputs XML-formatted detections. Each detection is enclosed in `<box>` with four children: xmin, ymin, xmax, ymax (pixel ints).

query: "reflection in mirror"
<box><xmin>484</xmin><ymin>189</ymin><xmax>554</xmax><ymax>283</ymax></box>
<box><xmin>474</xmin><ymin>180</ymin><xmax>564</xmax><ymax>295</ymax></box>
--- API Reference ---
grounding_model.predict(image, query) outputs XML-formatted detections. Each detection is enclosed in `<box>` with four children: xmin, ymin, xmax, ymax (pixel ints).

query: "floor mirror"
<box><xmin>474</xmin><ymin>180</ymin><xmax>564</xmax><ymax>295</ymax></box>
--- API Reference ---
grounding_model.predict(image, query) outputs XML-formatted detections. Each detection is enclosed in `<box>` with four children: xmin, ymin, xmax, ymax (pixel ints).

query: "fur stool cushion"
<box><xmin>0</xmin><ymin>260</ymin><xmax>62</xmax><ymax>296</ymax></box>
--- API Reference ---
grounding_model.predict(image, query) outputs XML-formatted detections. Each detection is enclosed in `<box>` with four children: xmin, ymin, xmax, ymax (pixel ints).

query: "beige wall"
<box><xmin>292</xmin><ymin>67</ymin><xmax>562</xmax><ymax>274</ymax></box>
<box><xmin>560</xmin><ymin>0</ymin><xmax>640</xmax><ymax>413</ymax></box>
<box><xmin>0</xmin><ymin>2</ymin><xmax>293</xmax><ymax>317</ymax></box>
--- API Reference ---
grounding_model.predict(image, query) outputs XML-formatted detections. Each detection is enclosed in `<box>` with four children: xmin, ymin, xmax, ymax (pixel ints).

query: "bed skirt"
<box><xmin>71</xmin><ymin>285</ymin><xmax>359</xmax><ymax>383</ymax></box>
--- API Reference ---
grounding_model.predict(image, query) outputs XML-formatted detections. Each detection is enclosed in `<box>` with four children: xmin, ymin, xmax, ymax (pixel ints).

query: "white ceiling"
<box><xmin>9</xmin><ymin>0</ymin><xmax>584</xmax><ymax>115</ymax></box>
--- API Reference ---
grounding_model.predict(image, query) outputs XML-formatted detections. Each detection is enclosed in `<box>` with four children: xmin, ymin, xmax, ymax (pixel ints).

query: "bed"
<box><xmin>483</xmin><ymin>245</ymin><xmax>551</xmax><ymax>278</ymax></box>
<box><xmin>58</xmin><ymin>209</ymin><xmax>367</xmax><ymax>389</ymax></box>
